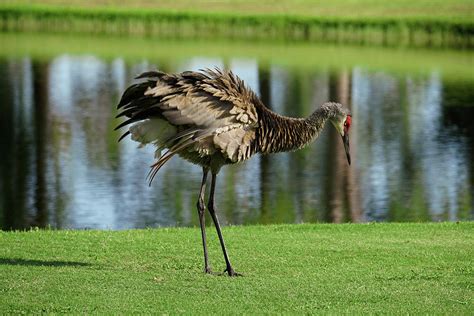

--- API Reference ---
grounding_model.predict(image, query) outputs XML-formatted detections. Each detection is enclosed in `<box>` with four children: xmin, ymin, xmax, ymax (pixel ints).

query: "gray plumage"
<box><xmin>115</xmin><ymin>68</ymin><xmax>352</xmax><ymax>276</ymax></box>
<box><xmin>116</xmin><ymin>69</ymin><xmax>350</xmax><ymax>181</ymax></box>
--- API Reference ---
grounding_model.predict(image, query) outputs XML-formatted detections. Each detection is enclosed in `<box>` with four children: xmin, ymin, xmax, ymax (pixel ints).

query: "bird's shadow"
<box><xmin>0</xmin><ymin>257</ymin><xmax>92</xmax><ymax>267</ymax></box>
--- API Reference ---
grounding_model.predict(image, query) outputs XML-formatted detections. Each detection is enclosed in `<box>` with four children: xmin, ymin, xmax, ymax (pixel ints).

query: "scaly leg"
<box><xmin>197</xmin><ymin>168</ymin><xmax>211</xmax><ymax>273</ymax></box>
<box><xmin>207</xmin><ymin>172</ymin><xmax>241</xmax><ymax>277</ymax></box>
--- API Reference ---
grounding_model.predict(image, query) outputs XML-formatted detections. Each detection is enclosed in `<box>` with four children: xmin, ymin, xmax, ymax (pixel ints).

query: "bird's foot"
<box><xmin>204</xmin><ymin>267</ymin><xmax>213</xmax><ymax>274</ymax></box>
<box><xmin>224</xmin><ymin>266</ymin><xmax>242</xmax><ymax>277</ymax></box>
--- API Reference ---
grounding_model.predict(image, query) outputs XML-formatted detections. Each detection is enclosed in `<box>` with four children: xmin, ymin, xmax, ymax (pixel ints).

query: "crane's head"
<box><xmin>328</xmin><ymin>104</ymin><xmax>352</xmax><ymax>165</ymax></box>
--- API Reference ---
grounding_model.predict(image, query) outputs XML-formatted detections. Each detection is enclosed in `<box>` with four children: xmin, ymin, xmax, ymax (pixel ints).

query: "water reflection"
<box><xmin>0</xmin><ymin>55</ymin><xmax>472</xmax><ymax>230</ymax></box>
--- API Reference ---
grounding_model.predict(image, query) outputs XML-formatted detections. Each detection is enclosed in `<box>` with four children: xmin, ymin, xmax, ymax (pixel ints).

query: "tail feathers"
<box><xmin>116</xmin><ymin>70</ymin><xmax>230</xmax><ymax>184</ymax></box>
<box><xmin>117</xmin><ymin>71</ymin><xmax>167</xmax><ymax>110</ymax></box>
<box><xmin>116</xmin><ymin>73</ymin><xmax>168</xmax><ymax>141</ymax></box>
<box><xmin>117</xmin><ymin>82</ymin><xmax>154</xmax><ymax>109</ymax></box>
<box><xmin>129</xmin><ymin>119</ymin><xmax>177</xmax><ymax>147</ymax></box>
<box><xmin>127</xmin><ymin>118</ymin><xmax>203</xmax><ymax>179</ymax></box>
<box><xmin>145</xmin><ymin>128</ymin><xmax>217</xmax><ymax>185</ymax></box>
<box><xmin>146</xmin><ymin>136</ymin><xmax>195</xmax><ymax>186</ymax></box>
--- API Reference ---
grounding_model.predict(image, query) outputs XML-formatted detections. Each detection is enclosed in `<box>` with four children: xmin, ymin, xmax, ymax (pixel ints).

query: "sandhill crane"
<box><xmin>115</xmin><ymin>68</ymin><xmax>352</xmax><ymax>276</ymax></box>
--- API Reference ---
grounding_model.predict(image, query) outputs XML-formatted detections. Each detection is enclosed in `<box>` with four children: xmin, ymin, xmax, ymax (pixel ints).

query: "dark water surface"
<box><xmin>1</xmin><ymin>45</ymin><xmax>473</xmax><ymax>229</ymax></box>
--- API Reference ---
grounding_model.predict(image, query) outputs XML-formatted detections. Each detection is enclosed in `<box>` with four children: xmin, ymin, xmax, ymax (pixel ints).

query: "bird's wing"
<box><xmin>116</xmin><ymin>69</ymin><xmax>260</xmax><ymax>178</ymax></box>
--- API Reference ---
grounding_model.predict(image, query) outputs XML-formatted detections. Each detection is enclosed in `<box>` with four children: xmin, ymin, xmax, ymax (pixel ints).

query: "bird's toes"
<box><xmin>224</xmin><ymin>267</ymin><xmax>243</xmax><ymax>277</ymax></box>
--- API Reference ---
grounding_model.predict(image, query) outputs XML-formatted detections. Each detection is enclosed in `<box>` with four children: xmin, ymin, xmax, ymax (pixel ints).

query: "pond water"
<box><xmin>1</xmin><ymin>34</ymin><xmax>473</xmax><ymax>229</ymax></box>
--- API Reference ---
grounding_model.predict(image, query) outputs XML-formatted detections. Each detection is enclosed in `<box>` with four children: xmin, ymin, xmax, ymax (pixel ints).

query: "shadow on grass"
<box><xmin>0</xmin><ymin>258</ymin><xmax>92</xmax><ymax>267</ymax></box>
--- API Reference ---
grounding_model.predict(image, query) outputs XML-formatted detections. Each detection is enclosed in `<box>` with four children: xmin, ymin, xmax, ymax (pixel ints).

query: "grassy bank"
<box><xmin>3</xmin><ymin>0</ymin><xmax>473</xmax><ymax>20</ymax></box>
<box><xmin>0</xmin><ymin>3</ymin><xmax>473</xmax><ymax>48</ymax></box>
<box><xmin>1</xmin><ymin>223</ymin><xmax>472</xmax><ymax>313</ymax></box>
<box><xmin>1</xmin><ymin>32</ymin><xmax>473</xmax><ymax>84</ymax></box>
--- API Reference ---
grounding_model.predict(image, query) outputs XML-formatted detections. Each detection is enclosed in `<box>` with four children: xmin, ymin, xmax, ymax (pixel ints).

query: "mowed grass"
<box><xmin>1</xmin><ymin>223</ymin><xmax>472</xmax><ymax>314</ymax></box>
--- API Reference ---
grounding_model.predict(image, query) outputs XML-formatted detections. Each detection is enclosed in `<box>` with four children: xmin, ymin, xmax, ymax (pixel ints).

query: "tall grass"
<box><xmin>0</xmin><ymin>5</ymin><xmax>473</xmax><ymax>48</ymax></box>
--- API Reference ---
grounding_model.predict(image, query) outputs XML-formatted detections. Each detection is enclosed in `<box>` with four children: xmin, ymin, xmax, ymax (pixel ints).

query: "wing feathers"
<box><xmin>116</xmin><ymin>68</ymin><xmax>261</xmax><ymax>183</ymax></box>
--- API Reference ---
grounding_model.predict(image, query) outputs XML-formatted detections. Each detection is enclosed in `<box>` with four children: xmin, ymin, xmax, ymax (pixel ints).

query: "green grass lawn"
<box><xmin>1</xmin><ymin>223</ymin><xmax>472</xmax><ymax>314</ymax></box>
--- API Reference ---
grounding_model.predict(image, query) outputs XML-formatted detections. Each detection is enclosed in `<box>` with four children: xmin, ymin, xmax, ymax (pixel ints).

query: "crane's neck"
<box><xmin>257</xmin><ymin>103</ymin><xmax>336</xmax><ymax>154</ymax></box>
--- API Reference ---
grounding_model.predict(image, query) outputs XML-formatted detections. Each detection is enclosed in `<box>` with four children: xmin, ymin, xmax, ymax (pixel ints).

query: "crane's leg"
<box><xmin>208</xmin><ymin>172</ymin><xmax>241</xmax><ymax>277</ymax></box>
<box><xmin>197</xmin><ymin>168</ymin><xmax>211</xmax><ymax>274</ymax></box>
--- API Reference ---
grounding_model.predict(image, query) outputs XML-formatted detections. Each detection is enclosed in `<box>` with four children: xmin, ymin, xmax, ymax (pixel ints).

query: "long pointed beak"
<box><xmin>341</xmin><ymin>134</ymin><xmax>351</xmax><ymax>165</ymax></box>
